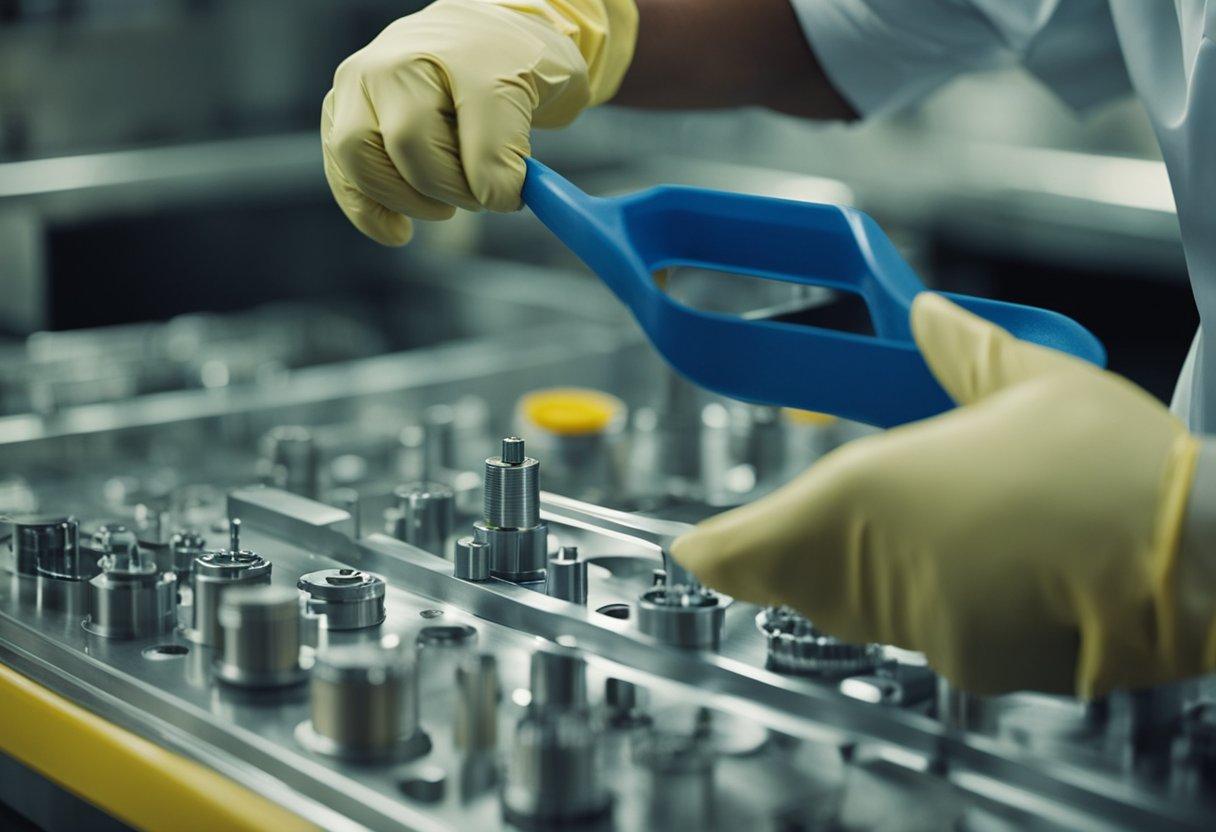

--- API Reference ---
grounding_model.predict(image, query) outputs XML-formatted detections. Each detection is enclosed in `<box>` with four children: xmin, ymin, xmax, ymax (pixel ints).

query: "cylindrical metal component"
<box><xmin>423</xmin><ymin>404</ymin><xmax>456</xmax><ymax>476</ymax></box>
<box><xmin>455</xmin><ymin>653</ymin><xmax>499</xmax><ymax>754</ymax></box>
<box><xmin>301</xmin><ymin>644</ymin><xmax>427</xmax><ymax>761</ymax></box>
<box><xmin>83</xmin><ymin>545</ymin><xmax>177</xmax><ymax>639</ymax></box>
<box><xmin>259</xmin><ymin>425</ymin><xmax>320</xmax><ymax>498</ymax></box>
<box><xmin>77</xmin><ymin>521</ymin><xmax>137</xmax><ymax>582</ymax></box>
<box><xmin>745</xmin><ymin>405</ymin><xmax>786</xmax><ymax>484</ymax></box>
<box><xmin>186</xmin><ymin>541</ymin><xmax>272</xmax><ymax>646</ymax></box>
<box><xmin>473</xmin><ymin>522</ymin><xmax>548</xmax><ymax>583</ymax></box>
<box><xmin>529</xmin><ymin>640</ymin><xmax>587</xmax><ymax>713</ymax></box>
<box><xmin>214</xmin><ymin>585</ymin><xmax>305</xmax><ymax>688</ymax></box>
<box><xmin>636</xmin><ymin>572</ymin><xmax>727</xmax><ymax>651</ymax></box>
<box><xmin>503</xmin><ymin>640</ymin><xmax>608</xmax><ymax>828</ymax></box>
<box><xmin>606</xmin><ymin>678</ymin><xmax>638</xmax><ymax>712</ymax></box>
<box><xmin>483</xmin><ymin>437</ymin><xmax>540</xmax><ymax>530</ymax></box>
<box><xmin>604</xmin><ymin>678</ymin><xmax>651</xmax><ymax>729</ymax></box>
<box><xmin>1187</xmin><ymin>703</ymin><xmax>1216</xmax><ymax>785</ymax></box>
<box><xmin>297</xmin><ymin>568</ymin><xmax>386</xmax><ymax>630</ymax></box>
<box><xmin>545</xmin><ymin>546</ymin><xmax>587</xmax><ymax>605</ymax></box>
<box><xmin>757</xmin><ymin>606</ymin><xmax>882</xmax><ymax>677</ymax></box>
<box><xmin>8</xmin><ymin>513</ymin><xmax>77</xmax><ymax>578</ymax></box>
<box><xmin>392</xmin><ymin>482</ymin><xmax>455</xmax><ymax>558</ymax></box>
<box><xmin>632</xmin><ymin>729</ymin><xmax>717</xmax><ymax>831</ymax></box>
<box><xmin>500</xmin><ymin>436</ymin><xmax>526</xmax><ymax>465</ymax></box>
<box><xmin>170</xmin><ymin>530</ymin><xmax>207</xmax><ymax>576</ymax></box>
<box><xmin>10</xmin><ymin>515</ymin><xmax>81</xmax><ymax>580</ymax></box>
<box><xmin>476</xmin><ymin>436</ymin><xmax>549</xmax><ymax>583</ymax></box>
<box><xmin>454</xmin><ymin>536</ymin><xmax>491</xmax><ymax>581</ymax></box>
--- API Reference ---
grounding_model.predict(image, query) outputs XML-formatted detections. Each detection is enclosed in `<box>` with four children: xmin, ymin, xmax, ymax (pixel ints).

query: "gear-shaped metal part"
<box><xmin>756</xmin><ymin>606</ymin><xmax>882</xmax><ymax>677</ymax></box>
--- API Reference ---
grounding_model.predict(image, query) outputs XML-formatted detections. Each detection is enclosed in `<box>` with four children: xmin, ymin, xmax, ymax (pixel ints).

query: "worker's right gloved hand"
<box><xmin>672</xmin><ymin>294</ymin><xmax>1216</xmax><ymax>698</ymax></box>
<box><xmin>321</xmin><ymin>0</ymin><xmax>638</xmax><ymax>246</ymax></box>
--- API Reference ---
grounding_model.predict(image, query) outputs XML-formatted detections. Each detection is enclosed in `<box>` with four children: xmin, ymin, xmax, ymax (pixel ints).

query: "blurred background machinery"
<box><xmin>0</xmin><ymin>2</ymin><xmax>1212</xmax><ymax>830</ymax></box>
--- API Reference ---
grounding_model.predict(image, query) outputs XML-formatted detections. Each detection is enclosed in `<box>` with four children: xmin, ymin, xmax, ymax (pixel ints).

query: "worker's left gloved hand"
<box><xmin>321</xmin><ymin>0</ymin><xmax>637</xmax><ymax>246</ymax></box>
<box><xmin>672</xmin><ymin>293</ymin><xmax>1216</xmax><ymax>697</ymax></box>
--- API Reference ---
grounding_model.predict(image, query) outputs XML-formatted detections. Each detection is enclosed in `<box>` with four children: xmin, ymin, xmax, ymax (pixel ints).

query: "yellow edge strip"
<box><xmin>0</xmin><ymin>662</ymin><xmax>317</xmax><ymax>832</ymax></box>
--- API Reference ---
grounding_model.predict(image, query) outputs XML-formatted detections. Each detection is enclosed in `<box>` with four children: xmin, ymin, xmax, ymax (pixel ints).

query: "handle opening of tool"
<box><xmin>620</xmin><ymin>187</ymin><xmax>923</xmax><ymax>339</ymax></box>
<box><xmin>651</xmin><ymin>264</ymin><xmax>877</xmax><ymax>338</ymax></box>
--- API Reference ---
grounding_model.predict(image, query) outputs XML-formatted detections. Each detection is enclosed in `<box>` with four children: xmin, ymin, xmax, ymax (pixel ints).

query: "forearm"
<box><xmin>612</xmin><ymin>0</ymin><xmax>857</xmax><ymax>120</ymax></box>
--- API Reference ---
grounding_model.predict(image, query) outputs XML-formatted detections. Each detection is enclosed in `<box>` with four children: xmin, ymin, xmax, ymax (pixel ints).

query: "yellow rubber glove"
<box><xmin>321</xmin><ymin>0</ymin><xmax>637</xmax><ymax>246</ymax></box>
<box><xmin>672</xmin><ymin>293</ymin><xmax>1216</xmax><ymax>698</ymax></box>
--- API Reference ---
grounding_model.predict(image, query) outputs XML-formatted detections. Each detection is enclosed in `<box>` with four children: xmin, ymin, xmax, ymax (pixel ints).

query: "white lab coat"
<box><xmin>791</xmin><ymin>0</ymin><xmax>1216</xmax><ymax>431</ymax></box>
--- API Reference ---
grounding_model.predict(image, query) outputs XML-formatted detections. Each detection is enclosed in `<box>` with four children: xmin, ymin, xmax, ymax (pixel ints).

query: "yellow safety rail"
<box><xmin>0</xmin><ymin>662</ymin><xmax>317</xmax><ymax>832</ymax></box>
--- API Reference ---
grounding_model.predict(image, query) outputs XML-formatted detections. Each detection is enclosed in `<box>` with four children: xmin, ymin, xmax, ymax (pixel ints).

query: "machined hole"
<box><xmin>142</xmin><ymin>644</ymin><xmax>189</xmax><ymax>660</ymax></box>
<box><xmin>596</xmin><ymin>603</ymin><xmax>631</xmax><ymax>621</ymax></box>
<box><xmin>417</xmin><ymin>625</ymin><xmax>477</xmax><ymax>646</ymax></box>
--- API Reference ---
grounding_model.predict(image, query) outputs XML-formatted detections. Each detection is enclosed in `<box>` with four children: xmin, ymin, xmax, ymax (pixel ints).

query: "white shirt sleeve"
<box><xmin>789</xmin><ymin>0</ymin><xmax>1132</xmax><ymax>118</ymax></box>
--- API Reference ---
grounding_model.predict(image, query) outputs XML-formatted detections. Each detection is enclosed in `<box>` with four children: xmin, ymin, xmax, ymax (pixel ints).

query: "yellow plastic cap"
<box><xmin>520</xmin><ymin>388</ymin><xmax>623</xmax><ymax>436</ymax></box>
<box><xmin>782</xmin><ymin>408</ymin><xmax>837</xmax><ymax>427</ymax></box>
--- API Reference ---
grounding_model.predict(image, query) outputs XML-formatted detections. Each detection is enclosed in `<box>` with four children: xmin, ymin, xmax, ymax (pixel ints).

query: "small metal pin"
<box><xmin>501</xmin><ymin>436</ymin><xmax>525</xmax><ymax>466</ymax></box>
<box><xmin>652</xmin><ymin>568</ymin><xmax>668</xmax><ymax>588</ymax></box>
<box><xmin>230</xmin><ymin>517</ymin><xmax>242</xmax><ymax>552</ymax></box>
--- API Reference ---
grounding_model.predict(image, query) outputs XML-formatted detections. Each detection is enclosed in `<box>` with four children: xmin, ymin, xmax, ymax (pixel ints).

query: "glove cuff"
<box><xmin>1171</xmin><ymin>434</ymin><xmax>1216</xmax><ymax>676</ymax></box>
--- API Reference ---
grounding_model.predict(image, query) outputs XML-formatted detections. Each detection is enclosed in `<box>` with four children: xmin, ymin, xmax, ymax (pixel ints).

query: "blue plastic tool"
<box><xmin>521</xmin><ymin>158</ymin><xmax>1105</xmax><ymax>428</ymax></box>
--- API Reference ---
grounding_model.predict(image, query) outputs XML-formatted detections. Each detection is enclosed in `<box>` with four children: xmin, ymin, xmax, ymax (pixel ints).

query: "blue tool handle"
<box><xmin>521</xmin><ymin>158</ymin><xmax>1106</xmax><ymax>427</ymax></box>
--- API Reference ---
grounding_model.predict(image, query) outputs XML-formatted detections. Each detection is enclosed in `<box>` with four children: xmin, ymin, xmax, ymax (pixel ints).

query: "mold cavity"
<box><xmin>398</xmin><ymin>767</ymin><xmax>446</xmax><ymax>803</ymax></box>
<box><xmin>596</xmin><ymin>603</ymin><xmax>631</xmax><ymax>621</ymax></box>
<box><xmin>142</xmin><ymin>644</ymin><xmax>189</xmax><ymax>660</ymax></box>
<box><xmin>417</xmin><ymin>625</ymin><xmax>477</xmax><ymax>646</ymax></box>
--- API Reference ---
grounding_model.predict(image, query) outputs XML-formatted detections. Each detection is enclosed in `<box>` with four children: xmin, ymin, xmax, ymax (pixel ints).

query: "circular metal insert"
<box><xmin>297</xmin><ymin>568</ymin><xmax>386</xmax><ymax>631</ymax></box>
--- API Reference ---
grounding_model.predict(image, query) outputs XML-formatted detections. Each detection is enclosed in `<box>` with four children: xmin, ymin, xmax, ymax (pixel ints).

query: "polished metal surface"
<box><xmin>8</xmin><ymin>515</ymin><xmax>78</xmax><ymax>579</ymax></box>
<box><xmin>259</xmin><ymin>426</ymin><xmax>320</xmax><ymax>499</ymax></box>
<box><xmin>297</xmin><ymin>568</ymin><xmax>386</xmax><ymax>631</ymax></box>
<box><xmin>82</xmin><ymin>539</ymin><xmax>176</xmax><ymax>640</ymax></box>
<box><xmin>476</xmin><ymin>437</ymin><xmax>549</xmax><ymax>583</ymax></box>
<box><xmin>758</xmin><ymin>606</ymin><xmax>883</xmax><ymax>677</ymax></box>
<box><xmin>631</xmin><ymin>728</ymin><xmax>717</xmax><ymax>830</ymax></box>
<box><xmin>454</xmin><ymin>536</ymin><xmax>491</xmax><ymax>582</ymax></box>
<box><xmin>473</xmin><ymin>522</ymin><xmax>548</xmax><ymax>584</ymax></box>
<box><xmin>170</xmin><ymin>529</ymin><xmax>207</xmax><ymax>576</ymax></box>
<box><xmin>545</xmin><ymin>546</ymin><xmax>588</xmax><ymax>605</ymax></box>
<box><xmin>186</xmin><ymin>534</ymin><xmax>273</xmax><ymax>647</ymax></box>
<box><xmin>300</xmin><ymin>642</ymin><xmax>428</xmax><ymax>762</ymax></box>
<box><xmin>502</xmin><ymin>642</ymin><xmax>611</xmax><ymax>829</ymax></box>
<box><xmin>635</xmin><ymin>570</ymin><xmax>727</xmax><ymax>652</ymax></box>
<box><xmin>484</xmin><ymin>438</ymin><xmax>541</xmax><ymax>530</ymax></box>
<box><xmin>215</xmin><ymin>584</ymin><xmax>306</xmax><ymax>689</ymax></box>
<box><xmin>391</xmin><ymin>482</ymin><xmax>456</xmax><ymax>560</ymax></box>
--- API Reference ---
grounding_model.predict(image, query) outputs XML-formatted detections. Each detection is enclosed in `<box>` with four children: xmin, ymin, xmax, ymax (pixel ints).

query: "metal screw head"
<box><xmin>500</xmin><ymin>437</ymin><xmax>525</xmax><ymax>465</ymax></box>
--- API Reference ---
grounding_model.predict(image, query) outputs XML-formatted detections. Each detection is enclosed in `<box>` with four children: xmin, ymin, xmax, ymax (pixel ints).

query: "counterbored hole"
<box><xmin>596</xmin><ymin>603</ymin><xmax>631</xmax><ymax>621</ymax></box>
<box><xmin>398</xmin><ymin>767</ymin><xmax>446</xmax><ymax>803</ymax></box>
<box><xmin>142</xmin><ymin>644</ymin><xmax>189</xmax><ymax>660</ymax></box>
<box><xmin>417</xmin><ymin>625</ymin><xmax>477</xmax><ymax>646</ymax></box>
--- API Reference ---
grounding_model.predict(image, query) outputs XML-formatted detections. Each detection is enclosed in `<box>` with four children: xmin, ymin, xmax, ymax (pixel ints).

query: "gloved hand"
<box><xmin>672</xmin><ymin>293</ymin><xmax>1216</xmax><ymax>697</ymax></box>
<box><xmin>321</xmin><ymin>0</ymin><xmax>637</xmax><ymax>246</ymax></box>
